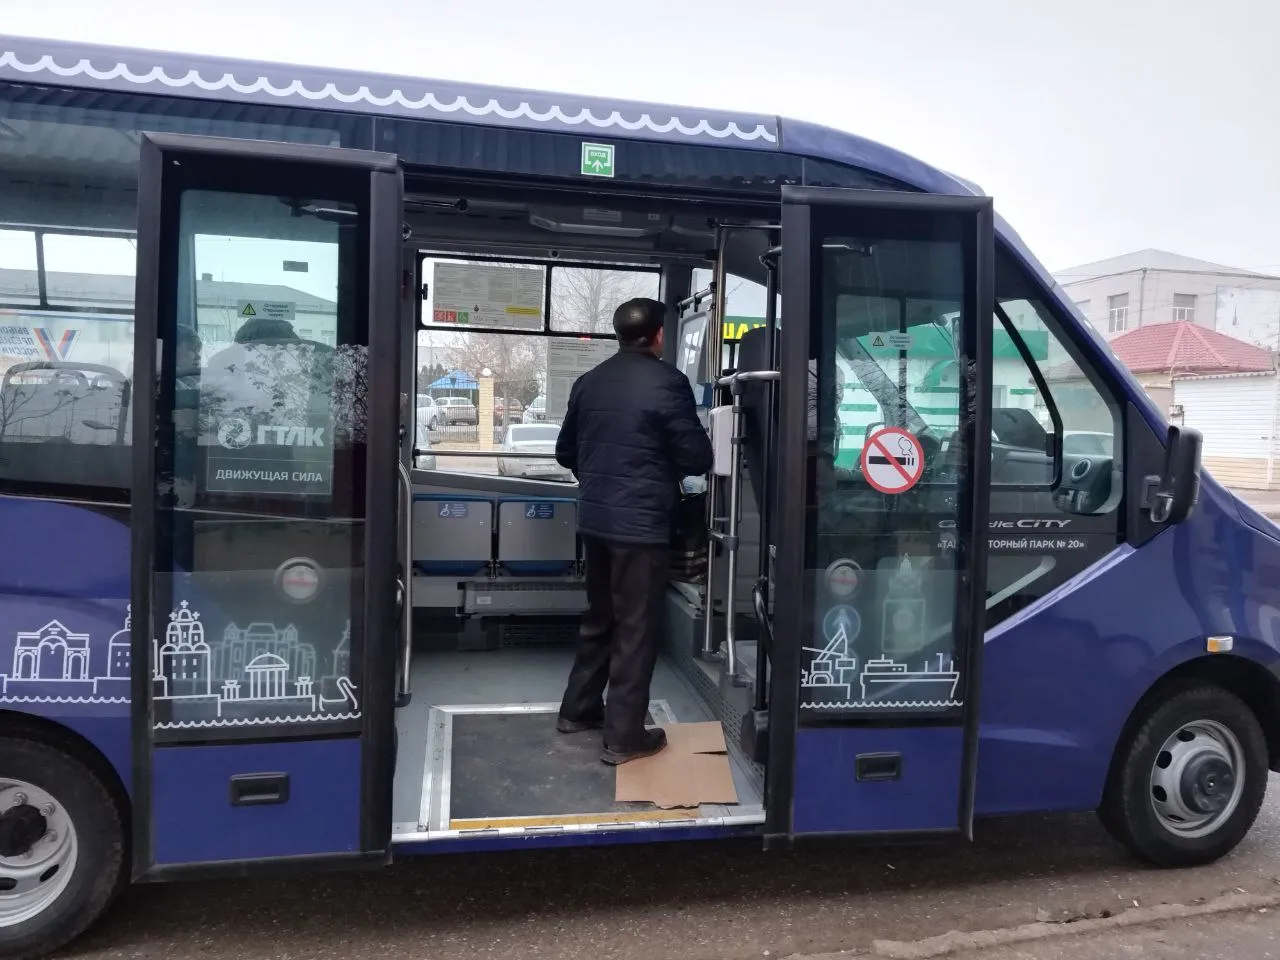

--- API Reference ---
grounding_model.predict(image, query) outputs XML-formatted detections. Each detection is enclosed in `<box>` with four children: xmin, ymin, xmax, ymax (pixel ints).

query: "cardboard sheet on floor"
<box><xmin>614</xmin><ymin>722</ymin><xmax>739</xmax><ymax>809</ymax></box>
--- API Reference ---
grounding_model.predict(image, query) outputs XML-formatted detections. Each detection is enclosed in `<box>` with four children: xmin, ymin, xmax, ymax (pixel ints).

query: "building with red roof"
<box><xmin>1050</xmin><ymin>251</ymin><xmax>1280</xmax><ymax>489</ymax></box>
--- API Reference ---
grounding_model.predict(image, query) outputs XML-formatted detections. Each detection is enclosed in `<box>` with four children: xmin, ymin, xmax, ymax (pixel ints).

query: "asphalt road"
<box><xmin>944</xmin><ymin>907</ymin><xmax>1280</xmax><ymax>959</ymax></box>
<box><xmin>61</xmin><ymin>775</ymin><xmax>1280</xmax><ymax>960</ymax></box>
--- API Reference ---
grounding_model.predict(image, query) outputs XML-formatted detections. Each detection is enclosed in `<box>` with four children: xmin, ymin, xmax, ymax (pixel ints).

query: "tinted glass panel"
<box><xmin>801</xmin><ymin>207</ymin><xmax>981</xmax><ymax>720</ymax></box>
<box><xmin>150</xmin><ymin>177</ymin><xmax>368</xmax><ymax>742</ymax></box>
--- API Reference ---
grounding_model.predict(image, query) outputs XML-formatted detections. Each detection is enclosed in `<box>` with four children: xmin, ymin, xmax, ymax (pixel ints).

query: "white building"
<box><xmin>0</xmin><ymin>267</ymin><xmax>338</xmax><ymax>378</ymax></box>
<box><xmin>1054</xmin><ymin>249</ymin><xmax>1280</xmax><ymax>348</ymax></box>
<box><xmin>1055</xmin><ymin>250</ymin><xmax>1280</xmax><ymax>489</ymax></box>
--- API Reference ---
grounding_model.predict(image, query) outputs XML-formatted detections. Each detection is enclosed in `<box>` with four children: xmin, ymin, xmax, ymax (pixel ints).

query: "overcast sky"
<box><xmin>5</xmin><ymin>0</ymin><xmax>1278</xmax><ymax>274</ymax></box>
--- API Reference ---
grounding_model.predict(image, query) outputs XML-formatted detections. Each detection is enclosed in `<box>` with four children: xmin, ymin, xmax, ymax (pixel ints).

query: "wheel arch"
<box><xmin>0</xmin><ymin>710</ymin><xmax>131</xmax><ymax>832</ymax></box>
<box><xmin>1102</xmin><ymin>654</ymin><xmax>1280</xmax><ymax>802</ymax></box>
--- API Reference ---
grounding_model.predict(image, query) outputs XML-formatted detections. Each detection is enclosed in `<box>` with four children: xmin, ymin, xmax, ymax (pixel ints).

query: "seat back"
<box><xmin>496</xmin><ymin>497</ymin><xmax>576</xmax><ymax>576</ymax></box>
<box><xmin>412</xmin><ymin>494</ymin><xmax>493</xmax><ymax>576</ymax></box>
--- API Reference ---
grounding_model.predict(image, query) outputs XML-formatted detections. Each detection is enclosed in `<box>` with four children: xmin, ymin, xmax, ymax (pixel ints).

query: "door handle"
<box><xmin>855</xmin><ymin>752</ymin><xmax>902</xmax><ymax>782</ymax></box>
<box><xmin>229</xmin><ymin>773</ymin><xmax>290</xmax><ymax>806</ymax></box>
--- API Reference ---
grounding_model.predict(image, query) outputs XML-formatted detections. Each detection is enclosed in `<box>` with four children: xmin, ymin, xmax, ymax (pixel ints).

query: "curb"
<box><xmin>782</xmin><ymin>891</ymin><xmax>1280</xmax><ymax>960</ymax></box>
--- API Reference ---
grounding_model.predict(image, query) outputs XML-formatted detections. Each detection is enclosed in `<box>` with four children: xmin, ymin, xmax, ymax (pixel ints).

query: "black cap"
<box><xmin>612</xmin><ymin>297</ymin><xmax>666</xmax><ymax>347</ymax></box>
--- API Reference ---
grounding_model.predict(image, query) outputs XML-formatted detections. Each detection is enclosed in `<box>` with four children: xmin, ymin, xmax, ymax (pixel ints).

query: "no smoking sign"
<box><xmin>860</xmin><ymin>426</ymin><xmax>925</xmax><ymax>495</ymax></box>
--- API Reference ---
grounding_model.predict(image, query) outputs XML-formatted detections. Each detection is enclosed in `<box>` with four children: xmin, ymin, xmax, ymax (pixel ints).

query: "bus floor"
<box><xmin>389</xmin><ymin>644</ymin><xmax>765</xmax><ymax>841</ymax></box>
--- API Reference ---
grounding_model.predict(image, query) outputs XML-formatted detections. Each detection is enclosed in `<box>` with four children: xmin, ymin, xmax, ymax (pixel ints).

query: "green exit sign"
<box><xmin>580</xmin><ymin>142</ymin><xmax>615</xmax><ymax>178</ymax></box>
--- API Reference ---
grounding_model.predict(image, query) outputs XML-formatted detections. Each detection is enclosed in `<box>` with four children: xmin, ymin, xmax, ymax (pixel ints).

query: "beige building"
<box><xmin>1055</xmin><ymin>249</ymin><xmax>1280</xmax><ymax>349</ymax></box>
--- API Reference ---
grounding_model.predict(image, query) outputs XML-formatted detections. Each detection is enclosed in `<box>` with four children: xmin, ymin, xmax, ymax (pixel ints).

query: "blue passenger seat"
<box><xmin>495</xmin><ymin>497</ymin><xmax>577</xmax><ymax>576</ymax></box>
<box><xmin>412</xmin><ymin>494</ymin><xmax>493</xmax><ymax>576</ymax></box>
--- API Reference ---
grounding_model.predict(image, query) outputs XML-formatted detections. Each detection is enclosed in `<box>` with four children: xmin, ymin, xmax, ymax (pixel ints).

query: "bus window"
<box><xmin>415</xmin><ymin>256</ymin><xmax>651</xmax><ymax>479</ymax></box>
<box><xmin>548</xmin><ymin>265</ymin><xmax>660</xmax><ymax>334</ymax></box>
<box><xmin>0</xmin><ymin>92</ymin><xmax>364</xmax><ymax>501</ymax></box>
<box><xmin>691</xmin><ymin>268</ymin><xmax>778</xmax><ymax>371</ymax></box>
<box><xmin>0</xmin><ymin>227</ymin><xmax>136</xmax><ymax>496</ymax></box>
<box><xmin>809</xmin><ymin>246</ymin><xmax>1124</xmax><ymax>637</ymax></box>
<box><xmin>974</xmin><ymin>267</ymin><xmax>1124</xmax><ymax>627</ymax></box>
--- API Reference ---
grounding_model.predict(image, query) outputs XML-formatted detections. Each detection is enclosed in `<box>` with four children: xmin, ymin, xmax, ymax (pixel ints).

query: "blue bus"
<box><xmin>0</xmin><ymin>33</ymin><xmax>1274</xmax><ymax>960</ymax></box>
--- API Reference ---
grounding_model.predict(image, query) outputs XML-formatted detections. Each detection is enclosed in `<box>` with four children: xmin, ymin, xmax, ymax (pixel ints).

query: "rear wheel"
<box><xmin>0</xmin><ymin>737</ymin><xmax>125</xmax><ymax>960</ymax></box>
<box><xmin>1100</xmin><ymin>685</ymin><xmax>1267</xmax><ymax>867</ymax></box>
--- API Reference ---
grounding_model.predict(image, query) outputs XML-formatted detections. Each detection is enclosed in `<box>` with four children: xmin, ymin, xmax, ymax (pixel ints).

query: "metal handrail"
<box><xmin>415</xmin><ymin>448</ymin><xmax>566</xmax><ymax>460</ymax></box>
<box><xmin>711</xmin><ymin>369</ymin><xmax>780</xmax><ymax>683</ymax></box>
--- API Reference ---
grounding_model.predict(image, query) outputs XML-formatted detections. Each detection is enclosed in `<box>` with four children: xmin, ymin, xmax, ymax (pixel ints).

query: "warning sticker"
<box><xmin>235</xmin><ymin>300</ymin><xmax>296</xmax><ymax>325</ymax></box>
<box><xmin>860</xmin><ymin>427</ymin><xmax>925</xmax><ymax>495</ymax></box>
<box><xmin>869</xmin><ymin>331</ymin><xmax>912</xmax><ymax>350</ymax></box>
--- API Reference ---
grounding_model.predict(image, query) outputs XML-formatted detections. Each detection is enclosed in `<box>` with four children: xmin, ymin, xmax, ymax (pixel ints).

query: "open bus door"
<box><xmin>129</xmin><ymin>133</ymin><xmax>405</xmax><ymax>878</ymax></box>
<box><xmin>766</xmin><ymin>188</ymin><xmax>994</xmax><ymax>843</ymax></box>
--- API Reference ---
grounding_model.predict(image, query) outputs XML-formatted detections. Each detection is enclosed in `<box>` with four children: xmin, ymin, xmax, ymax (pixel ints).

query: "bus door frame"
<box><xmin>130</xmin><ymin>132</ymin><xmax>405</xmax><ymax>880</ymax></box>
<box><xmin>765</xmin><ymin>187</ymin><xmax>994</xmax><ymax>845</ymax></box>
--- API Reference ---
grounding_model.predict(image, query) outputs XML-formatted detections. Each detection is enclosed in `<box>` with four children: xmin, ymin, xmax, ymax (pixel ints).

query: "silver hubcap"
<box><xmin>1149</xmin><ymin>719</ymin><xmax>1245</xmax><ymax>839</ymax></box>
<box><xmin>0</xmin><ymin>779</ymin><xmax>77</xmax><ymax>927</ymax></box>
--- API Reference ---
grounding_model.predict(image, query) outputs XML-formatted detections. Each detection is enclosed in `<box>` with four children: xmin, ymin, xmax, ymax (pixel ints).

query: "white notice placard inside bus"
<box><xmin>546</xmin><ymin>339</ymin><xmax>617</xmax><ymax>421</ymax></box>
<box><xmin>430</xmin><ymin>261</ymin><xmax>544</xmax><ymax>331</ymax></box>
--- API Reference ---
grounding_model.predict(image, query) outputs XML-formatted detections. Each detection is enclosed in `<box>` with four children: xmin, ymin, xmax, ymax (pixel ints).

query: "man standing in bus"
<box><xmin>554</xmin><ymin>297</ymin><xmax>713</xmax><ymax>764</ymax></box>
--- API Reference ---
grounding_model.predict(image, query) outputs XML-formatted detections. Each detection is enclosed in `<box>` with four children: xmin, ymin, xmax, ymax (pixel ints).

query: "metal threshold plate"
<box><xmin>420</xmin><ymin>701</ymin><xmax>690</xmax><ymax>831</ymax></box>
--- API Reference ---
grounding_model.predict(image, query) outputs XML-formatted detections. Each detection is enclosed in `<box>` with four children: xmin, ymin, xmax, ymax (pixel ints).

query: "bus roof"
<box><xmin>0</xmin><ymin>33</ymin><xmax>979</xmax><ymax>198</ymax></box>
<box><xmin>0</xmin><ymin>33</ymin><xmax>1123</xmax><ymax>406</ymax></box>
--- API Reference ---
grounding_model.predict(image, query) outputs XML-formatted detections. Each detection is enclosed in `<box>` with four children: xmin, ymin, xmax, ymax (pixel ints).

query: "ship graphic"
<box><xmin>858</xmin><ymin>653</ymin><xmax>960</xmax><ymax>702</ymax></box>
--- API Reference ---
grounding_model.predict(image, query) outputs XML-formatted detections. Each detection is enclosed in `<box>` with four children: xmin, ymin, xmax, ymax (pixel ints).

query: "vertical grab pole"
<box><xmin>396</xmin><ymin>459</ymin><xmax>414</xmax><ymax>704</ymax></box>
<box><xmin>722</xmin><ymin>379</ymin><xmax>745</xmax><ymax>683</ymax></box>
<box><xmin>701</xmin><ymin>451</ymin><xmax>721</xmax><ymax>658</ymax></box>
<box><xmin>701</xmin><ymin>227</ymin><xmax>729</xmax><ymax>659</ymax></box>
<box><xmin>715</xmin><ymin>370</ymin><xmax>779</xmax><ymax>685</ymax></box>
<box><xmin>753</xmin><ymin>242</ymin><xmax>781</xmax><ymax>711</ymax></box>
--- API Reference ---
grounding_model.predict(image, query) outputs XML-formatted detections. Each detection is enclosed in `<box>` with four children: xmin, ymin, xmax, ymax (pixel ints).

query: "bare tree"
<box><xmin>549</xmin><ymin>267</ymin><xmax>658</xmax><ymax>333</ymax></box>
<box><xmin>432</xmin><ymin>331</ymin><xmax>544</xmax><ymax>432</ymax></box>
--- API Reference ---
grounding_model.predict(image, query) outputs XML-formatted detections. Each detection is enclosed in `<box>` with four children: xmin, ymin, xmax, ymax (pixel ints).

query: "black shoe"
<box><xmin>601</xmin><ymin>728</ymin><xmax>667</xmax><ymax>765</ymax></box>
<box><xmin>556</xmin><ymin>715</ymin><xmax>604</xmax><ymax>734</ymax></box>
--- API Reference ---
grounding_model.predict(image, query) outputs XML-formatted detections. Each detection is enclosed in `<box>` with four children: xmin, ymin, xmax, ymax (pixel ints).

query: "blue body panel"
<box><xmin>793</xmin><ymin>727</ymin><xmax>962</xmax><ymax>833</ymax></box>
<box><xmin>0</xmin><ymin>33</ymin><xmax>1278</xmax><ymax>860</ymax></box>
<box><xmin>976</xmin><ymin>475</ymin><xmax>1280</xmax><ymax>816</ymax></box>
<box><xmin>0</xmin><ymin>499</ymin><xmax>133</xmax><ymax>785</ymax></box>
<box><xmin>151</xmin><ymin>738</ymin><xmax>362</xmax><ymax>864</ymax></box>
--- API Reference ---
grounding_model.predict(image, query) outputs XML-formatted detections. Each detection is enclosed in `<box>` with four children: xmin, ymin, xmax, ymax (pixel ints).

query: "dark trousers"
<box><xmin>559</xmin><ymin>534</ymin><xmax>669</xmax><ymax>749</ymax></box>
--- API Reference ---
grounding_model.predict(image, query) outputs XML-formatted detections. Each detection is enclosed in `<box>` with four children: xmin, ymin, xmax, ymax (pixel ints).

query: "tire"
<box><xmin>1099</xmin><ymin>684</ymin><xmax>1268</xmax><ymax>868</ymax></box>
<box><xmin>0</xmin><ymin>737</ymin><xmax>126</xmax><ymax>960</ymax></box>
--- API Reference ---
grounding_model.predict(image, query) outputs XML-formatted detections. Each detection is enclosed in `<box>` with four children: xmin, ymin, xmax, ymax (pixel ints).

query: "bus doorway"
<box><xmin>391</xmin><ymin>186</ymin><xmax>777</xmax><ymax>841</ymax></box>
<box><xmin>128</xmin><ymin>133</ymin><xmax>405</xmax><ymax>876</ymax></box>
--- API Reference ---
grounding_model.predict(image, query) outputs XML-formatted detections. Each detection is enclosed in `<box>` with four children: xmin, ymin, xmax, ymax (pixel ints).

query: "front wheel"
<box><xmin>1099</xmin><ymin>685</ymin><xmax>1268</xmax><ymax>867</ymax></box>
<box><xmin>0</xmin><ymin>736</ymin><xmax>126</xmax><ymax>960</ymax></box>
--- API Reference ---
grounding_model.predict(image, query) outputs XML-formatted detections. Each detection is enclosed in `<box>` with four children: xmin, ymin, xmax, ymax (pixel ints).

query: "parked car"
<box><xmin>437</xmin><ymin>395</ymin><xmax>478</xmax><ymax>425</ymax></box>
<box><xmin>521</xmin><ymin>395</ymin><xmax>547</xmax><ymax>423</ymax></box>
<box><xmin>413</xmin><ymin>419</ymin><xmax>437</xmax><ymax>470</ymax></box>
<box><xmin>497</xmin><ymin>423</ymin><xmax>572</xmax><ymax>481</ymax></box>
<box><xmin>416</xmin><ymin>397</ymin><xmax>442</xmax><ymax>431</ymax></box>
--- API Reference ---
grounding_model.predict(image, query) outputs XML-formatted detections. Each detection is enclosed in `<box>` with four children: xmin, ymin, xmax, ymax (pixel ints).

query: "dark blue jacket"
<box><xmin>555</xmin><ymin>347</ymin><xmax>713</xmax><ymax>544</ymax></box>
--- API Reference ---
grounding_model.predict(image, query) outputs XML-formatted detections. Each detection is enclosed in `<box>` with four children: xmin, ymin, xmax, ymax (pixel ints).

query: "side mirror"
<box><xmin>1150</xmin><ymin>425</ymin><xmax>1202</xmax><ymax>524</ymax></box>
